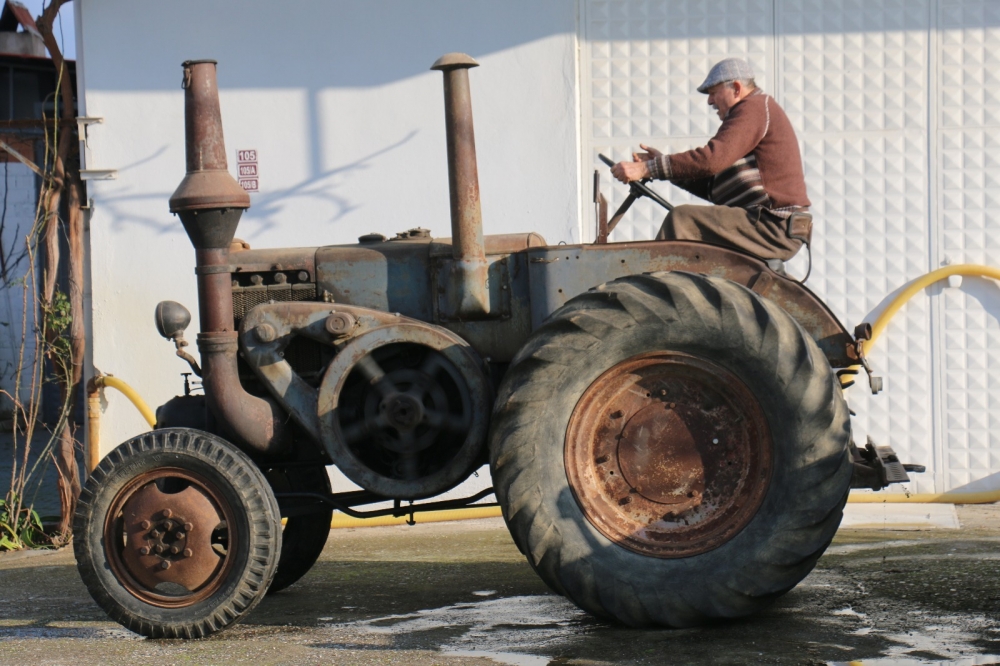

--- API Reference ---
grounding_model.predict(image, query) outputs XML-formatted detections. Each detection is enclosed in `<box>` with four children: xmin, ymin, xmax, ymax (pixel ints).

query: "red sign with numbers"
<box><xmin>237</xmin><ymin>149</ymin><xmax>259</xmax><ymax>192</ymax></box>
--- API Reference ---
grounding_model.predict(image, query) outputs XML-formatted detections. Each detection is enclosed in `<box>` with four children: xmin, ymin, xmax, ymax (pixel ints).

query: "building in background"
<box><xmin>75</xmin><ymin>0</ymin><xmax>1000</xmax><ymax>497</ymax></box>
<box><xmin>0</xmin><ymin>0</ymin><xmax>75</xmax><ymax>422</ymax></box>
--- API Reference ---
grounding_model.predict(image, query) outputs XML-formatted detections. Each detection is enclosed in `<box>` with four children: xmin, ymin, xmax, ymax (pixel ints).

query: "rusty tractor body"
<box><xmin>74</xmin><ymin>55</ymin><xmax>917</xmax><ymax>638</ymax></box>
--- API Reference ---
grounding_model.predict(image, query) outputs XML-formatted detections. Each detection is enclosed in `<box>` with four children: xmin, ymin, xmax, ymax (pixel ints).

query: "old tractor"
<box><xmin>74</xmin><ymin>55</ymin><xmax>919</xmax><ymax>637</ymax></box>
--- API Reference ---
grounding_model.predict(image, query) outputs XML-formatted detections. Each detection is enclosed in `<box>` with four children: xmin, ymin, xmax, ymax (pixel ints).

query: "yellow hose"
<box><xmin>847</xmin><ymin>264</ymin><xmax>1000</xmax><ymax>504</ymax></box>
<box><xmin>86</xmin><ymin>375</ymin><xmax>156</xmax><ymax>472</ymax></box>
<box><xmin>329</xmin><ymin>505</ymin><xmax>502</xmax><ymax>529</ymax></box>
<box><xmin>866</xmin><ymin>264</ymin><xmax>1000</xmax><ymax>349</ymax></box>
<box><xmin>95</xmin><ymin>376</ymin><xmax>157</xmax><ymax>428</ymax></box>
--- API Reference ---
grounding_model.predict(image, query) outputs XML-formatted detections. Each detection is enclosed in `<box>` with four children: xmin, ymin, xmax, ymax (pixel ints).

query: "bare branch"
<box><xmin>0</xmin><ymin>141</ymin><xmax>42</xmax><ymax>177</ymax></box>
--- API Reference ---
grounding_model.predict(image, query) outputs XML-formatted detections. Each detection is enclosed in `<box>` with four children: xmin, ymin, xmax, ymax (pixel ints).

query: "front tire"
<box><xmin>74</xmin><ymin>428</ymin><xmax>281</xmax><ymax>638</ymax></box>
<box><xmin>489</xmin><ymin>272</ymin><xmax>852</xmax><ymax>626</ymax></box>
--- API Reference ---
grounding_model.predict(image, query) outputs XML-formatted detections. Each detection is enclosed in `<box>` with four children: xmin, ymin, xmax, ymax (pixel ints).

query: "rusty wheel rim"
<box><xmin>103</xmin><ymin>467</ymin><xmax>237</xmax><ymax>607</ymax></box>
<box><xmin>565</xmin><ymin>352</ymin><xmax>772</xmax><ymax>558</ymax></box>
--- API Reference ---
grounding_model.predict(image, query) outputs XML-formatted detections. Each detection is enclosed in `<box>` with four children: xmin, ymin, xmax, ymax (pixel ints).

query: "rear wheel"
<box><xmin>74</xmin><ymin>428</ymin><xmax>281</xmax><ymax>638</ymax></box>
<box><xmin>489</xmin><ymin>272</ymin><xmax>852</xmax><ymax>626</ymax></box>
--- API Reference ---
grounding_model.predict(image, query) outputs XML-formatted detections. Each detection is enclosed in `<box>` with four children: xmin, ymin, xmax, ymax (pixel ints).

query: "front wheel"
<box><xmin>489</xmin><ymin>272</ymin><xmax>852</xmax><ymax>626</ymax></box>
<box><xmin>74</xmin><ymin>428</ymin><xmax>282</xmax><ymax>638</ymax></box>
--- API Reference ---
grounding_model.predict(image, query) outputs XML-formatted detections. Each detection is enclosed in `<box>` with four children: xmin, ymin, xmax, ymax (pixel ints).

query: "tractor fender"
<box><xmin>524</xmin><ymin>240</ymin><xmax>854</xmax><ymax>368</ymax></box>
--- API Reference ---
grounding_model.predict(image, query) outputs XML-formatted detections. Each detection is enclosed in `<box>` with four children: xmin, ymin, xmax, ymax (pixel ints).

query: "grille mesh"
<box><xmin>232</xmin><ymin>283</ymin><xmax>317</xmax><ymax>327</ymax></box>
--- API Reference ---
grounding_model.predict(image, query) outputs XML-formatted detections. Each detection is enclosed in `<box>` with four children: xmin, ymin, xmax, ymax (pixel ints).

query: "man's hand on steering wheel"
<box><xmin>611</xmin><ymin>144</ymin><xmax>663</xmax><ymax>183</ymax></box>
<box><xmin>611</xmin><ymin>159</ymin><xmax>649</xmax><ymax>184</ymax></box>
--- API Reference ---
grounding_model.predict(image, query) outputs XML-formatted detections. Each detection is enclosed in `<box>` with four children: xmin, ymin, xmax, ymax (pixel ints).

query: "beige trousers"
<box><xmin>655</xmin><ymin>204</ymin><xmax>802</xmax><ymax>261</ymax></box>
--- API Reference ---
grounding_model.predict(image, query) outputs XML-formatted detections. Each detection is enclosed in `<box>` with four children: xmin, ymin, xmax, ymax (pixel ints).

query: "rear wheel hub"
<box><xmin>565</xmin><ymin>351</ymin><xmax>772</xmax><ymax>558</ymax></box>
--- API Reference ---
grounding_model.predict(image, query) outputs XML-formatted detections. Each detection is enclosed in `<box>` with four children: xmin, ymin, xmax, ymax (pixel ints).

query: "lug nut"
<box><xmin>183</xmin><ymin>522</ymin><xmax>193</xmax><ymax>532</ymax></box>
<box><xmin>155</xmin><ymin>544</ymin><xmax>165</xmax><ymax>554</ymax></box>
<box><xmin>161</xmin><ymin>560</ymin><xmax>171</xmax><ymax>570</ymax></box>
<box><xmin>162</xmin><ymin>509</ymin><xmax>172</xmax><ymax>519</ymax></box>
<box><xmin>151</xmin><ymin>529</ymin><xmax>163</xmax><ymax>538</ymax></box>
<box><xmin>139</xmin><ymin>546</ymin><xmax>150</xmax><ymax>556</ymax></box>
<box><xmin>182</xmin><ymin>548</ymin><xmax>193</xmax><ymax>558</ymax></box>
<box><xmin>163</xmin><ymin>520</ymin><xmax>174</xmax><ymax>531</ymax></box>
<box><xmin>140</xmin><ymin>520</ymin><xmax>151</xmax><ymax>530</ymax></box>
<box><xmin>175</xmin><ymin>530</ymin><xmax>186</xmax><ymax>540</ymax></box>
<box><xmin>171</xmin><ymin>545</ymin><xmax>181</xmax><ymax>554</ymax></box>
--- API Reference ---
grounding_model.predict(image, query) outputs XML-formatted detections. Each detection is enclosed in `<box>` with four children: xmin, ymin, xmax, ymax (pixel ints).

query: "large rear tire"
<box><xmin>489</xmin><ymin>272</ymin><xmax>852</xmax><ymax>626</ymax></box>
<box><xmin>74</xmin><ymin>428</ymin><xmax>281</xmax><ymax>638</ymax></box>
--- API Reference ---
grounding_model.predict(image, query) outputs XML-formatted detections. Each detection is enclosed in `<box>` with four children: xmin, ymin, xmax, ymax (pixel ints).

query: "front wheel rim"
<box><xmin>103</xmin><ymin>467</ymin><xmax>238</xmax><ymax>608</ymax></box>
<box><xmin>565</xmin><ymin>351</ymin><xmax>773</xmax><ymax>558</ymax></box>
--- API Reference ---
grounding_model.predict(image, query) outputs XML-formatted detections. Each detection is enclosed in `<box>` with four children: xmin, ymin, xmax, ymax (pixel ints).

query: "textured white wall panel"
<box><xmin>779</xmin><ymin>0</ymin><xmax>936</xmax><ymax>493</ymax></box>
<box><xmin>582</xmin><ymin>0</ymin><xmax>773</xmax><ymax>242</ymax></box>
<box><xmin>935</xmin><ymin>0</ymin><xmax>1000</xmax><ymax>492</ymax></box>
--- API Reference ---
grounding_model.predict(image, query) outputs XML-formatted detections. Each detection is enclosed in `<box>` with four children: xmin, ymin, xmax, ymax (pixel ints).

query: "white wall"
<box><xmin>77</xmin><ymin>1</ymin><xmax>580</xmax><ymax>453</ymax></box>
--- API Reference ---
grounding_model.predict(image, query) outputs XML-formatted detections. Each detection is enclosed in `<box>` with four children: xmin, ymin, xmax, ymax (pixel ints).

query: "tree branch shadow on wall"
<box><xmin>94</xmin><ymin>129</ymin><xmax>418</xmax><ymax>238</ymax></box>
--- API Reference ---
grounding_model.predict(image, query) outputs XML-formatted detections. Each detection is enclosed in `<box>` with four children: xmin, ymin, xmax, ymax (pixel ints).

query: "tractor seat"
<box><xmin>764</xmin><ymin>212</ymin><xmax>813</xmax><ymax>280</ymax></box>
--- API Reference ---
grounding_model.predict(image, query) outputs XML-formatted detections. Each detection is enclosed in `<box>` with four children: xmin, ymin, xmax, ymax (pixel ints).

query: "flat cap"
<box><xmin>697</xmin><ymin>58</ymin><xmax>755</xmax><ymax>94</ymax></box>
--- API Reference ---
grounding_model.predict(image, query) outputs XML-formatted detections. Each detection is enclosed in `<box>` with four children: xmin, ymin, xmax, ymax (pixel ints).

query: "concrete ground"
<box><xmin>3</xmin><ymin>509</ymin><xmax>1000</xmax><ymax>665</ymax></box>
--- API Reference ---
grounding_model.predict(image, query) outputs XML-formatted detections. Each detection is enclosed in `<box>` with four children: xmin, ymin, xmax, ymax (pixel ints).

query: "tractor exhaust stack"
<box><xmin>432</xmin><ymin>53</ymin><xmax>490</xmax><ymax>317</ymax></box>
<box><xmin>169</xmin><ymin>59</ymin><xmax>289</xmax><ymax>456</ymax></box>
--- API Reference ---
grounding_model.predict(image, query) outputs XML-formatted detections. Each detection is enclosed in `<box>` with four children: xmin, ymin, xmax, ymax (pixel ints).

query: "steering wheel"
<box><xmin>598</xmin><ymin>153</ymin><xmax>674</xmax><ymax>235</ymax></box>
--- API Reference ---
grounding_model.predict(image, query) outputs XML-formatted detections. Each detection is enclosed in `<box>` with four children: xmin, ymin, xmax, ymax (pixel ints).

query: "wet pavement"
<box><xmin>3</xmin><ymin>510</ymin><xmax>1000</xmax><ymax>665</ymax></box>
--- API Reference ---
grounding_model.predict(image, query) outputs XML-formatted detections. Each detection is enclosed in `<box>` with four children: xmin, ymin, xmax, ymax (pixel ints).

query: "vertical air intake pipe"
<box><xmin>431</xmin><ymin>53</ymin><xmax>490</xmax><ymax>317</ymax></box>
<box><xmin>168</xmin><ymin>59</ymin><xmax>289</xmax><ymax>456</ymax></box>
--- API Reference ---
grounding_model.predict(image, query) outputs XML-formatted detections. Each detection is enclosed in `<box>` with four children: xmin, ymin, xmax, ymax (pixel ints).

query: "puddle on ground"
<box><xmin>322</xmin><ymin>594</ymin><xmax>585</xmax><ymax>663</ymax></box>
<box><xmin>822</xmin><ymin>597</ymin><xmax>999</xmax><ymax>665</ymax></box>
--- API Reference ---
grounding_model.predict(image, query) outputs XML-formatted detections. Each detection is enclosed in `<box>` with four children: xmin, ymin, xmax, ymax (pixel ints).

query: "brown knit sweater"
<box><xmin>646</xmin><ymin>90</ymin><xmax>810</xmax><ymax>215</ymax></box>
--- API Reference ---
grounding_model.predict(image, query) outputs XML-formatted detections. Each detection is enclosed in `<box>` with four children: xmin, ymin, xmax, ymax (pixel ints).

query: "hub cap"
<box><xmin>104</xmin><ymin>468</ymin><xmax>236</xmax><ymax>607</ymax></box>
<box><xmin>565</xmin><ymin>352</ymin><xmax>772</xmax><ymax>558</ymax></box>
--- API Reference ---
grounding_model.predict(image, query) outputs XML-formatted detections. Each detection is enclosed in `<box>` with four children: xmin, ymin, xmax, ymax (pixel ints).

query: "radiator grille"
<box><xmin>233</xmin><ymin>281</ymin><xmax>324</xmax><ymax>384</ymax></box>
<box><xmin>232</xmin><ymin>283</ymin><xmax>317</xmax><ymax>328</ymax></box>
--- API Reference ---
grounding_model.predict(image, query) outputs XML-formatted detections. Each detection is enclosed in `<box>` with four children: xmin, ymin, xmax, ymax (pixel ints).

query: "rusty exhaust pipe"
<box><xmin>431</xmin><ymin>53</ymin><xmax>490</xmax><ymax>318</ymax></box>
<box><xmin>169</xmin><ymin>59</ymin><xmax>289</xmax><ymax>456</ymax></box>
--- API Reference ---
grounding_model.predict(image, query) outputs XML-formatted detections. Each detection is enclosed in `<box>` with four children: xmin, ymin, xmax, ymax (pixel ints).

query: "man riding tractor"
<box><xmin>611</xmin><ymin>57</ymin><xmax>809</xmax><ymax>265</ymax></box>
